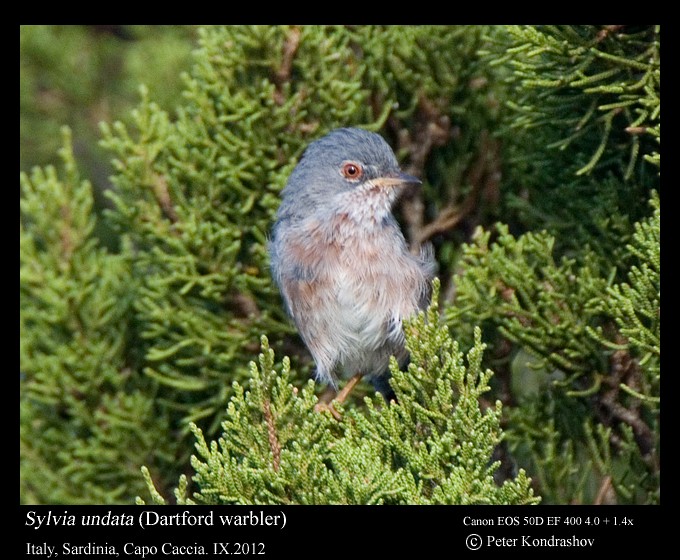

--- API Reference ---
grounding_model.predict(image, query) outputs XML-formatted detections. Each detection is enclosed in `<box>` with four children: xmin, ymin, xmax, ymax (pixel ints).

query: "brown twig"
<box><xmin>402</xmin><ymin>97</ymin><xmax>451</xmax><ymax>176</ymax></box>
<box><xmin>390</xmin><ymin>94</ymin><xmax>503</xmax><ymax>254</ymax></box>
<box><xmin>230</xmin><ymin>291</ymin><xmax>261</xmax><ymax>318</ymax></box>
<box><xmin>594</xmin><ymin>476</ymin><xmax>615</xmax><ymax>505</ymax></box>
<box><xmin>262</xmin><ymin>399</ymin><xmax>281</xmax><ymax>472</ymax></box>
<box><xmin>414</xmin><ymin>184</ymin><xmax>479</xmax><ymax>246</ymax></box>
<box><xmin>151</xmin><ymin>174</ymin><xmax>179</xmax><ymax>224</ymax></box>
<box><xmin>598</xmin><ymin>333</ymin><xmax>656</xmax><ymax>462</ymax></box>
<box><xmin>413</xmin><ymin>130</ymin><xmax>502</xmax><ymax>248</ymax></box>
<box><xmin>272</xmin><ymin>27</ymin><xmax>301</xmax><ymax>106</ymax></box>
<box><xmin>595</xmin><ymin>26</ymin><xmax>625</xmax><ymax>43</ymax></box>
<box><xmin>391</xmin><ymin>96</ymin><xmax>451</xmax><ymax>251</ymax></box>
<box><xmin>59</xmin><ymin>204</ymin><xmax>74</xmax><ymax>263</ymax></box>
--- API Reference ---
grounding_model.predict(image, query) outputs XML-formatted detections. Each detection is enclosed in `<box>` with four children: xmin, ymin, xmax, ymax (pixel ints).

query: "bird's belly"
<box><xmin>280</xmin><ymin>220</ymin><xmax>431</xmax><ymax>384</ymax></box>
<box><xmin>330</xmin><ymin>260</ymin><xmax>416</xmax><ymax>378</ymax></box>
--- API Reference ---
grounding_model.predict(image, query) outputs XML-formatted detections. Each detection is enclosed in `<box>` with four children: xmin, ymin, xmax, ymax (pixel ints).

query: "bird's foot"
<box><xmin>314</xmin><ymin>373</ymin><xmax>363</xmax><ymax>420</ymax></box>
<box><xmin>314</xmin><ymin>401</ymin><xmax>342</xmax><ymax>420</ymax></box>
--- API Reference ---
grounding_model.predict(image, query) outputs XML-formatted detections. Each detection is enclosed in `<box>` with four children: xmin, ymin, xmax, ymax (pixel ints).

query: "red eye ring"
<box><xmin>341</xmin><ymin>162</ymin><xmax>363</xmax><ymax>180</ymax></box>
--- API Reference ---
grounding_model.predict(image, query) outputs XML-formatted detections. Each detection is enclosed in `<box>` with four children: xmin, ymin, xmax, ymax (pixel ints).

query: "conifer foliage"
<box><xmin>20</xmin><ymin>25</ymin><xmax>659</xmax><ymax>505</ymax></box>
<box><xmin>140</xmin><ymin>285</ymin><xmax>538</xmax><ymax>505</ymax></box>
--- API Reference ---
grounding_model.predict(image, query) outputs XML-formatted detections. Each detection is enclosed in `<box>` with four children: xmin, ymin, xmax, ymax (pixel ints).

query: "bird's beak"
<box><xmin>395</xmin><ymin>171</ymin><xmax>422</xmax><ymax>185</ymax></box>
<box><xmin>373</xmin><ymin>171</ymin><xmax>422</xmax><ymax>188</ymax></box>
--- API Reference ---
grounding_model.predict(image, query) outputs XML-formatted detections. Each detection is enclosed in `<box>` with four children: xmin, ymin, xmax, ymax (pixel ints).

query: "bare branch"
<box><xmin>273</xmin><ymin>27</ymin><xmax>301</xmax><ymax>106</ymax></box>
<box><xmin>262</xmin><ymin>399</ymin><xmax>281</xmax><ymax>472</ymax></box>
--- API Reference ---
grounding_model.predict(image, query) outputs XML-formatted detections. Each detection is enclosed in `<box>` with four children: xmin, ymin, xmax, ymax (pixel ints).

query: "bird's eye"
<box><xmin>341</xmin><ymin>162</ymin><xmax>363</xmax><ymax>180</ymax></box>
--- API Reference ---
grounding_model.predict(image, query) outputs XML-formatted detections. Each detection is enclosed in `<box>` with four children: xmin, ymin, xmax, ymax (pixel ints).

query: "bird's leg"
<box><xmin>316</xmin><ymin>385</ymin><xmax>337</xmax><ymax>405</ymax></box>
<box><xmin>314</xmin><ymin>373</ymin><xmax>363</xmax><ymax>420</ymax></box>
<box><xmin>333</xmin><ymin>373</ymin><xmax>363</xmax><ymax>406</ymax></box>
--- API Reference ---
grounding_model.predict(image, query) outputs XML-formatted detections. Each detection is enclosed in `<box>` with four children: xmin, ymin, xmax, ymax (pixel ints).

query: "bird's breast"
<box><xmin>275</xmin><ymin>213</ymin><xmax>432</xmax><ymax>380</ymax></box>
<box><xmin>293</xmin><ymin>214</ymin><xmax>427</xmax><ymax>321</ymax></box>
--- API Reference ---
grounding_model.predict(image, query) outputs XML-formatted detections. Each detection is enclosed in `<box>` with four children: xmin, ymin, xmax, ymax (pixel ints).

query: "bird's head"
<box><xmin>277</xmin><ymin>128</ymin><xmax>421</xmax><ymax>225</ymax></box>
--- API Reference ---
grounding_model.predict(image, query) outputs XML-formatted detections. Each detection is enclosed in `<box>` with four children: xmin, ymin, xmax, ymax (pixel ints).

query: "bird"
<box><xmin>269</xmin><ymin>127</ymin><xmax>435</xmax><ymax>417</ymax></box>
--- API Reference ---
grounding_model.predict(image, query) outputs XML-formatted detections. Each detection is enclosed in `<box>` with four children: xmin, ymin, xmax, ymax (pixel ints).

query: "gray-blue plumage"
<box><xmin>270</xmin><ymin>128</ymin><xmax>434</xmax><ymax>397</ymax></box>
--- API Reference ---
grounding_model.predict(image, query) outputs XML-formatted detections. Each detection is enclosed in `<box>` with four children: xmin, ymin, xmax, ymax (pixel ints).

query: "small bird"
<box><xmin>269</xmin><ymin>128</ymin><xmax>434</xmax><ymax>415</ymax></box>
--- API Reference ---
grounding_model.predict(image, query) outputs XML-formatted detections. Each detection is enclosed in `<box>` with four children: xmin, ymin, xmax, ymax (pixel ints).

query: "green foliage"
<box><xmin>597</xmin><ymin>193</ymin><xmax>660</xmax><ymax>394</ymax></box>
<box><xmin>446</xmin><ymin>224</ymin><xmax>608</xmax><ymax>383</ymax></box>
<box><xmin>438</xmin><ymin>26</ymin><xmax>661</xmax><ymax>503</ymax></box>
<box><xmin>96</xmin><ymin>25</ymin><xmax>498</xmax><ymax>437</ymax></box>
<box><xmin>21</xmin><ymin>25</ymin><xmax>660</xmax><ymax>505</ymax></box>
<box><xmin>444</xmin><ymin>193</ymin><xmax>660</xmax><ymax>503</ymax></box>
<box><xmin>487</xmin><ymin>25</ymin><xmax>659</xmax><ymax>176</ymax></box>
<box><xmin>20</xmin><ymin>129</ymin><xmax>177</xmax><ymax>504</ymax></box>
<box><xmin>482</xmin><ymin>26</ymin><xmax>659</xmax><ymax>261</ymax></box>
<box><xmin>140</xmin><ymin>286</ymin><xmax>538</xmax><ymax>505</ymax></box>
<box><xmin>506</xmin><ymin>404</ymin><xmax>658</xmax><ymax>505</ymax></box>
<box><xmin>20</xmin><ymin>25</ymin><xmax>195</xmax><ymax>184</ymax></box>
